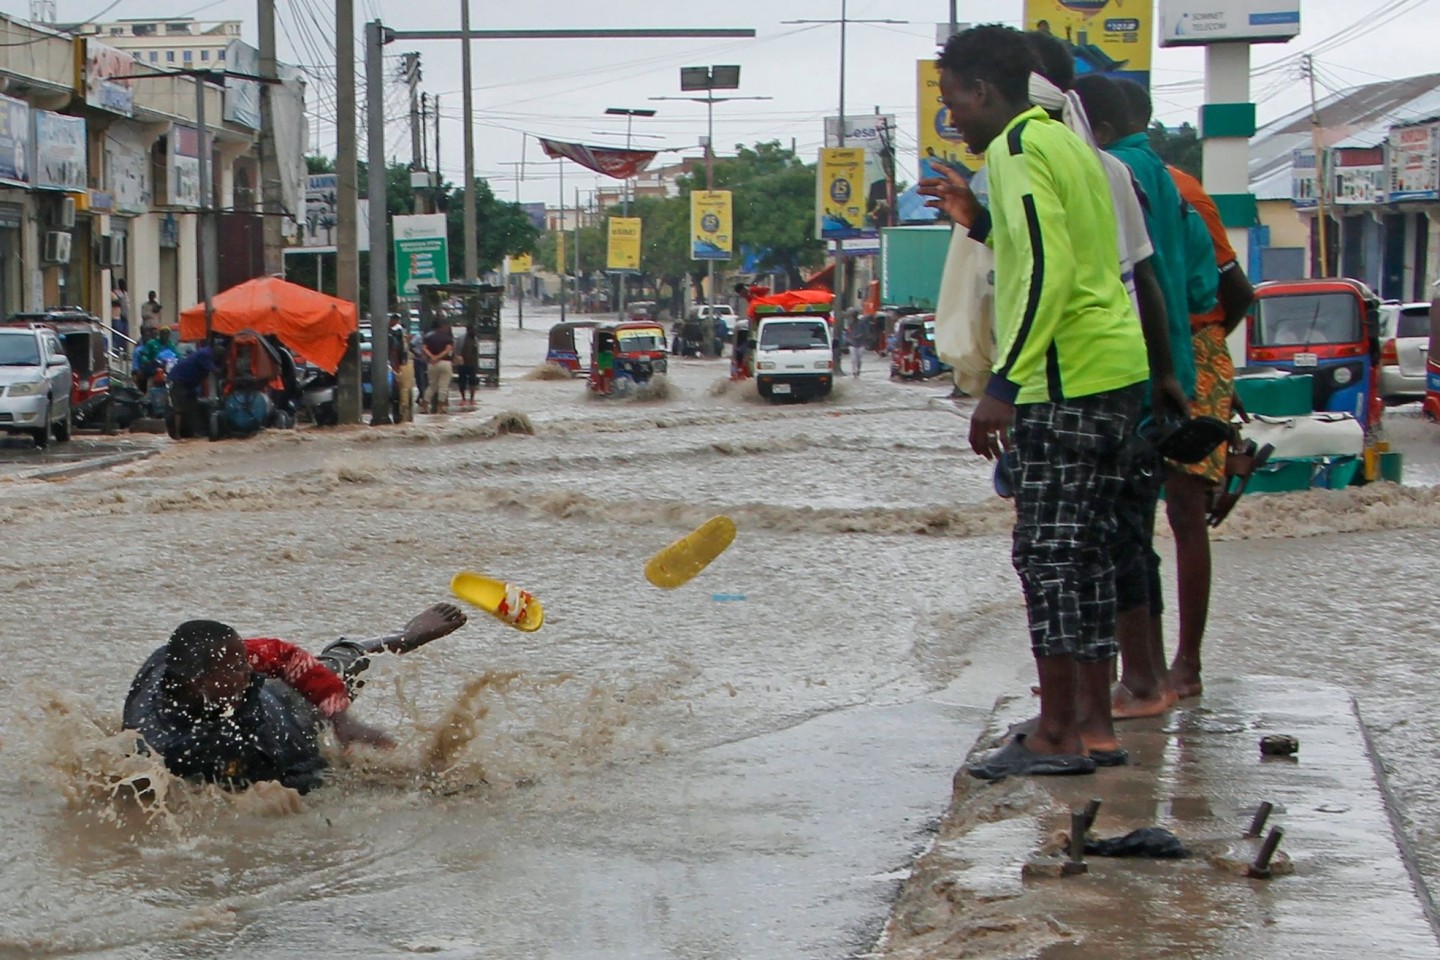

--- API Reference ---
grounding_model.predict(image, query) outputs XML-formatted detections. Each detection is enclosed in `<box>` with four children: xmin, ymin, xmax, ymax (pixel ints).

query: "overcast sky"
<box><xmin>15</xmin><ymin>0</ymin><xmax>1433</xmax><ymax>205</ymax></box>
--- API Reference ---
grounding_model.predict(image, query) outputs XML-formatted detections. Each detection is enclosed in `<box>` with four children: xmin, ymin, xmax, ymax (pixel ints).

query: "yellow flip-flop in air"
<box><xmin>644</xmin><ymin>515</ymin><xmax>737</xmax><ymax>589</ymax></box>
<box><xmin>450</xmin><ymin>572</ymin><xmax>545</xmax><ymax>632</ymax></box>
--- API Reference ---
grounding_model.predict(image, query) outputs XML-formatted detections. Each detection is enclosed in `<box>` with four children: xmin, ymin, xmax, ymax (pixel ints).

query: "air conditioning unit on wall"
<box><xmin>42</xmin><ymin>231</ymin><xmax>71</xmax><ymax>263</ymax></box>
<box><xmin>55</xmin><ymin>196</ymin><xmax>76</xmax><ymax>229</ymax></box>
<box><xmin>98</xmin><ymin>234</ymin><xmax>123</xmax><ymax>268</ymax></box>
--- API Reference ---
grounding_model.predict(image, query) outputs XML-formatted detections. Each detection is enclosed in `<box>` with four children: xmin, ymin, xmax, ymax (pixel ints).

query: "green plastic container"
<box><xmin>1380</xmin><ymin>451</ymin><xmax>1405</xmax><ymax>484</ymax></box>
<box><xmin>1234</xmin><ymin>374</ymin><xmax>1314</xmax><ymax>417</ymax></box>
<box><xmin>1246</xmin><ymin>458</ymin><xmax>1315</xmax><ymax>494</ymax></box>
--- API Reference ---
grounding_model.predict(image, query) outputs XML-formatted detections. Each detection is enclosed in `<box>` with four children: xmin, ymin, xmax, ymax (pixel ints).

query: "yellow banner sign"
<box><xmin>1022</xmin><ymin>1</ymin><xmax>1152</xmax><ymax>87</ymax></box>
<box><xmin>817</xmin><ymin>147</ymin><xmax>867</xmax><ymax>241</ymax></box>
<box><xmin>917</xmin><ymin>60</ymin><xmax>986</xmax><ymax>182</ymax></box>
<box><xmin>555</xmin><ymin>232</ymin><xmax>567</xmax><ymax>273</ymax></box>
<box><xmin>507</xmin><ymin>253</ymin><xmax>532</xmax><ymax>274</ymax></box>
<box><xmin>690</xmin><ymin>190</ymin><xmax>733</xmax><ymax>261</ymax></box>
<box><xmin>607</xmin><ymin>217</ymin><xmax>642</xmax><ymax>272</ymax></box>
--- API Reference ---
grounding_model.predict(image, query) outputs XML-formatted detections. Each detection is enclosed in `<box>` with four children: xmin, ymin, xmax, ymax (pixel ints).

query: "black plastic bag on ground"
<box><xmin>1084</xmin><ymin>827</ymin><xmax>1190</xmax><ymax>859</ymax></box>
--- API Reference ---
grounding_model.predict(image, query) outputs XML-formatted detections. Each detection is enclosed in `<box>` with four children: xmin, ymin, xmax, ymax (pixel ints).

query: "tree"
<box><xmin>1147</xmin><ymin>122</ymin><xmax>1203</xmax><ymax>180</ymax></box>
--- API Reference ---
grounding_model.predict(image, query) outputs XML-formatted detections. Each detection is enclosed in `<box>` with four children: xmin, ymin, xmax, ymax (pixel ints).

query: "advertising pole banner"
<box><xmin>1022</xmin><ymin>0</ymin><xmax>1152</xmax><ymax>89</ymax></box>
<box><xmin>507</xmin><ymin>253</ymin><xmax>533</xmax><ymax>274</ymax></box>
<box><xmin>816</xmin><ymin>147</ymin><xmax>866</xmax><ymax>241</ymax></box>
<box><xmin>824</xmin><ymin>115</ymin><xmax>896</xmax><ymax>233</ymax></box>
<box><xmin>556</xmin><ymin>231</ymin><xmax>567</xmax><ymax>273</ymax></box>
<box><xmin>34</xmin><ymin>111</ymin><xmax>87</xmax><ymax>193</ymax></box>
<box><xmin>393</xmin><ymin>213</ymin><xmax>451</xmax><ymax>296</ymax></box>
<box><xmin>607</xmin><ymin>216</ymin><xmax>642</xmax><ymax>272</ymax></box>
<box><xmin>0</xmin><ymin>94</ymin><xmax>30</xmax><ymax>187</ymax></box>
<box><xmin>690</xmin><ymin>190</ymin><xmax>733</xmax><ymax>261</ymax></box>
<box><xmin>916</xmin><ymin>61</ymin><xmax>985</xmax><ymax>183</ymax></box>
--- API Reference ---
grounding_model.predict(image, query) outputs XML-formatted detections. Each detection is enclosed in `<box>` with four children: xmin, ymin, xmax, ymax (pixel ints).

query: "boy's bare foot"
<box><xmin>359</xmin><ymin>603</ymin><xmax>468</xmax><ymax>656</ymax></box>
<box><xmin>1111</xmin><ymin>681</ymin><xmax>1177</xmax><ymax>720</ymax></box>
<box><xmin>1168</xmin><ymin>661</ymin><xmax>1203</xmax><ymax>699</ymax></box>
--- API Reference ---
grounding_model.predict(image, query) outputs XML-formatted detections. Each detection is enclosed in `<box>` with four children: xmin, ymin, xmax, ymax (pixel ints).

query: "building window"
<box><xmin>166</xmin><ymin>51</ymin><xmax>175</xmax><ymax>62</ymax></box>
<box><xmin>149</xmin><ymin>51</ymin><xmax>158</xmax><ymax>63</ymax></box>
<box><xmin>201</xmin><ymin>49</ymin><xmax>209</xmax><ymax>61</ymax></box>
<box><xmin>183</xmin><ymin>50</ymin><xmax>192</xmax><ymax>62</ymax></box>
<box><xmin>167</xmin><ymin>23</ymin><xmax>192</xmax><ymax>35</ymax></box>
<box><xmin>110</xmin><ymin>27</ymin><xmax>123</xmax><ymax>36</ymax></box>
<box><xmin>217</xmin><ymin>49</ymin><xmax>226</xmax><ymax>61</ymax></box>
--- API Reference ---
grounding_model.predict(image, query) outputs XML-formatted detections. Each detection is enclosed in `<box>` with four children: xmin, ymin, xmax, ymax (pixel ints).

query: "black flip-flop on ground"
<box><xmin>1089</xmin><ymin>748</ymin><xmax>1129</xmax><ymax>767</ymax></box>
<box><xmin>967</xmin><ymin>734</ymin><xmax>1098</xmax><ymax>781</ymax></box>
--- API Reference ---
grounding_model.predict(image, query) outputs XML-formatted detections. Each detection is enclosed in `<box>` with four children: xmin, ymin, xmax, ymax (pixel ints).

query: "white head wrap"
<box><xmin>1028</xmin><ymin>73</ymin><xmax>1098</xmax><ymax>152</ymax></box>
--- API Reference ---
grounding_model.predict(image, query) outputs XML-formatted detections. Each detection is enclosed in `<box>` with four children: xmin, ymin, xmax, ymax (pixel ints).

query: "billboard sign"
<box><xmin>824</xmin><ymin>115</ymin><xmax>896</xmax><ymax>234</ymax></box>
<box><xmin>507</xmin><ymin>253</ymin><xmax>533</xmax><ymax>274</ymax></box>
<box><xmin>1291</xmin><ymin>149</ymin><xmax>1319</xmax><ymax>209</ymax></box>
<box><xmin>224</xmin><ymin>41</ymin><xmax>262</xmax><ymax>130</ymax></box>
<box><xmin>1332</xmin><ymin>148</ymin><xmax>1386</xmax><ymax>206</ymax></box>
<box><xmin>690</xmin><ymin>190</ymin><xmax>733</xmax><ymax>261</ymax></box>
<box><xmin>394</xmin><ymin>213</ymin><xmax>451</xmax><ymax>295</ymax></box>
<box><xmin>816</xmin><ymin>147</ymin><xmax>866</xmax><ymax>241</ymax></box>
<box><xmin>520</xmin><ymin>201</ymin><xmax>547</xmax><ymax>231</ymax></box>
<box><xmin>302</xmin><ymin>173</ymin><xmax>370</xmax><ymax>250</ymax></box>
<box><xmin>917</xmin><ymin>60</ymin><xmax>985</xmax><ymax>183</ymax></box>
<box><xmin>1388</xmin><ymin>122</ymin><xmax>1440</xmax><ymax>202</ymax></box>
<box><xmin>170</xmin><ymin>124</ymin><xmax>201</xmax><ymax>207</ymax></box>
<box><xmin>106</xmin><ymin>127</ymin><xmax>150</xmax><ymax>214</ymax></box>
<box><xmin>1159</xmin><ymin>0</ymin><xmax>1300</xmax><ymax>47</ymax></box>
<box><xmin>34</xmin><ymin>111</ymin><xmax>86</xmax><ymax>193</ymax></box>
<box><xmin>81</xmin><ymin>38</ymin><xmax>135</xmax><ymax>117</ymax></box>
<box><xmin>0</xmin><ymin>95</ymin><xmax>29</xmax><ymax>187</ymax></box>
<box><xmin>1023</xmin><ymin>0</ymin><xmax>1151</xmax><ymax>89</ymax></box>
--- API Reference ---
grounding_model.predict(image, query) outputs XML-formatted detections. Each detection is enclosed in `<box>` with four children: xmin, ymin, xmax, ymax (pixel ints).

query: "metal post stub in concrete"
<box><xmin>882</xmin><ymin>677</ymin><xmax>1440</xmax><ymax>959</ymax></box>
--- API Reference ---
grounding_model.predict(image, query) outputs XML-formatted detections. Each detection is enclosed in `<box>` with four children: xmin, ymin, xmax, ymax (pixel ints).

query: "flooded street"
<box><xmin>4</xmin><ymin>305</ymin><xmax>1440</xmax><ymax>958</ymax></box>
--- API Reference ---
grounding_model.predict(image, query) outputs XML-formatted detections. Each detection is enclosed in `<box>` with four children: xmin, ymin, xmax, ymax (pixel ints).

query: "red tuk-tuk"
<box><xmin>588</xmin><ymin>321</ymin><xmax>668</xmax><ymax>395</ymax></box>
<box><xmin>1247</xmin><ymin>278</ymin><xmax>1383</xmax><ymax>434</ymax></box>
<box><xmin>889</xmin><ymin>314</ymin><xmax>950</xmax><ymax>380</ymax></box>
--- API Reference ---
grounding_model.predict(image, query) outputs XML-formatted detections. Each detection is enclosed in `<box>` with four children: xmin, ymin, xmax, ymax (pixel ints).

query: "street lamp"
<box><xmin>651</xmin><ymin>66</ymin><xmax>770</xmax><ymax>348</ymax></box>
<box><xmin>603</xmin><ymin>106</ymin><xmax>655</xmax><ymax>318</ymax></box>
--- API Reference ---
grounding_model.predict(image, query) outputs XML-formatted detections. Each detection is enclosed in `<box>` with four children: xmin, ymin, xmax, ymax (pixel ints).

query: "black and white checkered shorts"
<box><xmin>1010</xmin><ymin>385</ymin><xmax>1141</xmax><ymax>662</ymax></box>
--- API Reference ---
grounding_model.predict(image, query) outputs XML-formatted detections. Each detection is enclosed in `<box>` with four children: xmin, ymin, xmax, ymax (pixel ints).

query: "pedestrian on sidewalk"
<box><xmin>456</xmin><ymin>321</ymin><xmax>480</xmax><ymax>409</ymax></box>
<box><xmin>846</xmin><ymin>312</ymin><xmax>870</xmax><ymax>377</ymax></box>
<box><xmin>422</xmin><ymin>320</ymin><xmax>453</xmax><ymax>414</ymax></box>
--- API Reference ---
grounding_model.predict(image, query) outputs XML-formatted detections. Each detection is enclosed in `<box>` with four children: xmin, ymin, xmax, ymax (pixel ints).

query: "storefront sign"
<box><xmin>916</xmin><ymin>60</ymin><xmax>985</xmax><ymax>183</ymax></box>
<box><xmin>0</xmin><ymin>95</ymin><xmax>30</xmax><ymax>187</ymax></box>
<box><xmin>224</xmin><ymin>41</ymin><xmax>262</xmax><ymax>130</ymax></box>
<box><xmin>393</xmin><ymin>213</ymin><xmax>451</xmax><ymax>295</ymax></box>
<box><xmin>1332</xmin><ymin>148</ymin><xmax>1386</xmax><ymax>206</ymax></box>
<box><xmin>1388</xmin><ymin>122</ymin><xmax>1440</xmax><ymax>202</ymax></box>
<box><xmin>824</xmin><ymin>116</ymin><xmax>895</xmax><ymax>235</ymax></box>
<box><xmin>82</xmin><ymin>38</ymin><xmax>136</xmax><ymax>117</ymax></box>
<box><xmin>169</xmin><ymin>125</ymin><xmax>202</xmax><ymax>207</ymax></box>
<box><xmin>1159</xmin><ymin>0</ymin><xmax>1300</xmax><ymax>47</ymax></box>
<box><xmin>106</xmin><ymin>128</ymin><xmax>150</xmax><ymax>215</ymax></box>
<box><xmin>1024</xmin><ymin>0</ymin><xmax>1151</xmax><ymax>88</ymax></box>
<box><xmin>606</xmin><ymin>217</ymin><xmax>641</xmax><ymax>272</ymax></box>
<box><xmin>816</xmin><ymin>147</ymin><xmax>866</xmax><ymax>241</ymax></box>
<box><xmin>1291</xmin><ymin>149</ymin><xmax>1319</xmax><ymax>209</ymax></box>
<box><xmin>690</xmin><ymin>189</ymin><xmax>733</xmax><ymax>261</ymax></box>
<box><xmin>34</xmin><ymin>111</ymin><xmax>86</xmax><ymax>193</ymax></box>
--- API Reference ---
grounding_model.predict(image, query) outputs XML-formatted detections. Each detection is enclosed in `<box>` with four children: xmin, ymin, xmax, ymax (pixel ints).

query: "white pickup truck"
<box><xmin>753</xmin><ymin>314</ymin><xmax>834</xmax><ymax>401</ymax></box>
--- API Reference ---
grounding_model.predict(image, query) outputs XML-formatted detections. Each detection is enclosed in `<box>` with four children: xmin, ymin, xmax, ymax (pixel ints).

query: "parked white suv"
<box><xmin>0</xmin><ymin>324</ymin><xmax>72</xmax><ymax>447</ymax></box>
<box><xmin>1378</xmin><ymin>301</ymin><xmax>1430</xmax><ymax>402</ymax></box>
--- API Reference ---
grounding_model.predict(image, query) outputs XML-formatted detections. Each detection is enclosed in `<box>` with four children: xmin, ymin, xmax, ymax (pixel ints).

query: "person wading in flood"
<box><xmin>122</xmin><ymin>603</ymin><xmax>467</xmax><ymax>794</ymax></box>
<box><xmin>919</xmin><ymin>24</ymin><xmax>1151</xmax><ymax>780</ymax></box>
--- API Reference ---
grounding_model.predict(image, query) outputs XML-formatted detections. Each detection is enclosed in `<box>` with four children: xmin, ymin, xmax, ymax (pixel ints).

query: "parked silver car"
<box><xmin>0</xmin><ymin>324</ymin><xmax>72</xmax><ymax>447</ymax></box>
<box><xmin>1379</xmin><ymin>301</ymin><xmax>1430</xmax><ymax>402</ymax></box>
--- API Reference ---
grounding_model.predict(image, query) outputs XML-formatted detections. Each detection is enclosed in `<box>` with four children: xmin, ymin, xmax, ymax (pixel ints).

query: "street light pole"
<box><xmin>460</xmin><ymin>0</ymin><xmax>478</xmax><ymax>282</ymax></box>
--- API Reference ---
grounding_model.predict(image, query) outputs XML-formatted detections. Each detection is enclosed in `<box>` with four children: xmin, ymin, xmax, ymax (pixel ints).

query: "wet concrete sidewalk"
<box><xmin>881</xmin><ymin>676</ymin><xmax>1440</xmax><ymax>959</ymax></box>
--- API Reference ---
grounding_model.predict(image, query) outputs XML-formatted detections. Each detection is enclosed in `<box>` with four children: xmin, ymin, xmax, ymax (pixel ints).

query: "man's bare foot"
<box><xmin>1007</xmin><ymin>715</ymin><xmax>1119</xmax><ymax>755</ymax></box>
<box><xmin>361</xmin><ymin>602</ymin><xmax>468</xmax><ymax>655</ymax></box>
<box><xmin>1111</xmin><ymin>681</ymin><xmax>1177</xmax><ymax>720</ymax></box>
<box><xmin>1168</xmin><ymin>662</ymin><xmax>1203</xmax><ymax>699</ymax></box>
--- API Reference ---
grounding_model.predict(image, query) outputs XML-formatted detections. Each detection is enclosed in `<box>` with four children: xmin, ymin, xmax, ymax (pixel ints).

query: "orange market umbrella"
<box><xmin>178</xmin><ymin>276</ymin><xmax>358</xmax><ymax>374</ymax></box>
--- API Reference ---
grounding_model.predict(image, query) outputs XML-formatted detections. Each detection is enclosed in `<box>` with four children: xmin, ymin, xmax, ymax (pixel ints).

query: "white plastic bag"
<box><xmin>931</xmin><ymin>226</ymin><xmax>995</xmax><ymax>395</ymax></box>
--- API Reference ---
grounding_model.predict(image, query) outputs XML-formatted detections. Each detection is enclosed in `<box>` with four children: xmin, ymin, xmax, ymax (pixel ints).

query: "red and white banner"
<box><xmin>539</xmin><ymin>138</ymin><xmax>656</xmax><ymax>179</ymax></box>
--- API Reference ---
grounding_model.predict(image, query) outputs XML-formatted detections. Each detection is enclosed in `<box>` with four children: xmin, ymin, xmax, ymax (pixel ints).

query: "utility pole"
<box><xmin>433</xmin><ymin>94</ymin><xmax>442</xmax><ymax>213</ymax></box>
<box><xmin>949</xmin><ymin>0</ymin><xmax>957</xmax><ymax>36</ymax></box>
<box><xmin>366</xmin><ymin>20</ymin><xmax>391</xmax><ymax>423</ymax></box>
<box><xmin>460</xmin><ymin>0</ymin><xmax>478</xmax><ymax>282</ymax></box>
<box><xmin>652</xmin><ymin>67</ymin><xmax>769</xmax><ymax>350</ymax></box>
<box><xmin>1302</xmin><ymin>54</ymin><xmax>1331</xmax><ymax>277</ymax></box>
<box><xmin>604</xmin><ymin>106</ymin><xmax>654</xmax><ymax>319</ymax></box>
<box><xmin>558</xmin><ymin>159</ymin><xmax>566</xmax><ymax>322</ymax></box>
<box><xmin>574</xmin><ymin>186</ymin><xmax>582</xmax><ymax>310</ymax></box>
<box><xmin>782</xmin><ymin>6</ymin><xmax>906</xmax><ymax>315</ymax></box>
<box><xmin>335</xmin><ymin>0</ymin><xmax>362</xmax><ymax>424</ymax></box>
<box><xmin>402</xmin><ymin>52</ymin><xmax>426</xmax><ymax>214</ymax></box>
<box><xmin>258</xmin><ymin>0</ymin><xmax>283</xmax><ymax>276</ymax></box>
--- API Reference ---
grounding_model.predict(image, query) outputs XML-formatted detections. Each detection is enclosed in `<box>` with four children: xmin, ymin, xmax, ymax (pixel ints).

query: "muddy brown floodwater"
<box><xmin>2</xmin><ymin>306</ymin><xmax>1439</xmax><ymax>959</ymax></box>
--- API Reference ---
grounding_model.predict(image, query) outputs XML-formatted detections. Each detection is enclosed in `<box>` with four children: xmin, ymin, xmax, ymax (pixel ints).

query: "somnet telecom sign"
<box><xmin>393</xmin><ymin>213</ymin><xmax>450</xmax><ymax>296</ymax></box>
<box><xmin>1159</xmin><ymin>0</ymin><xmax>1300</xmax><ymax>46</ymax></box>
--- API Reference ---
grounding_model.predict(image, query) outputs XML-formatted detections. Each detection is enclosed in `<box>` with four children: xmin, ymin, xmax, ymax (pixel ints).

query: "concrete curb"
<box><xmin>23</xmin><ymin>449</ymin><xmax>158</xmax><ymax>482</ymax></box>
